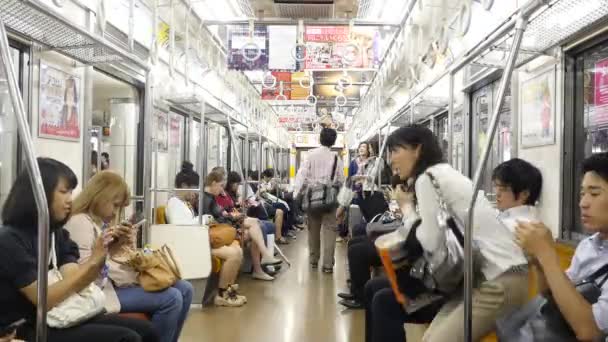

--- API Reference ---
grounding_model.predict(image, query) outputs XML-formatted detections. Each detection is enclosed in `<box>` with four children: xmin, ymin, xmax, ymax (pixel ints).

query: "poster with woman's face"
<box><xmin>39</xmin><ymin>63</ymin><xmax>81</xmax><ymax>141</ymax></box>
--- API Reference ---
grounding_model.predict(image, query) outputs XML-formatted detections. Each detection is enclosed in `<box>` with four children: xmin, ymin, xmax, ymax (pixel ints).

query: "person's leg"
<box><xmin>320</xmin><ymin>210</ymin><xmax>338</xmax><ymax>271</ymax></box>
<box><xmin>90</xmin><ymin>314</ymin><xmax>159</xmax><ymax>342</ymax></box>
<box><xmin>171</xmin><ymin>280</ymin><xmax>194</xmax><ymax>342</ymax></box>
<box><xmin>349</xmin><ymin>237</ymin><xmax>381</xmax><ymax>302</ymax></box>
<box><xmin>422</xmin><ymin>272</ymin><xmax>528</xmax><ymax>342</ymax></box>
<box><xmin>211</xmin><ymin>243</ymin><xmax>244</xmax><ymax>289</ymax></box>
<box><xmin>115</xmin><ymin>285</ymin><xmax>183</xmax><ymax>342</ymax></box>
<box><xmin>307</xmin><ymin>210</ymin><xmax>322</xmax><ymax>267</ymax></box>
<box><xmin>363</xmin><ymin>277</ymin><xmax>392</xmax><ymax>342</ymax></box>
<box><xmin>243</xmin><ymin>218</ymin><xmax>280</xmax><ymax>264</ymax></box>
<box><xmin>274</xmin><ymin>209</ymin><xmax>287</xmax><ymax>243</ymax></box>
<box><xmin>44</xmin><ymin>320</ymin><xmax>143</xmax><ymax>342</ymax></box>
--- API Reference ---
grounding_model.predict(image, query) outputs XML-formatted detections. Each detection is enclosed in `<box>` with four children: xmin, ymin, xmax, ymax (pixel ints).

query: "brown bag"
<box><xmin>120</xmin><ymin>245</ymin><xmax>182</xmax><ymax>292</ymax></box>
<box><xmin>209</xmin><ymin>223</ymin><xmax>237</xmax><ymax>249</ymax></box>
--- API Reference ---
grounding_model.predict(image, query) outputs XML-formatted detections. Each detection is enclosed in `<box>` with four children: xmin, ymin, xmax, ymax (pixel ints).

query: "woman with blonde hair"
<box><xmin>65</xmin><ymin>171</ymin><xmax>193</xmax><ymax>342</ymax></box>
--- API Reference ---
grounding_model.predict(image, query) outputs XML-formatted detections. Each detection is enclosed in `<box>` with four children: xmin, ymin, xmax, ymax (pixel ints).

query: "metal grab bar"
<box><xmin>0</xmin><ymin>19</ymin><xmax>50</xmax><ymax>342</ymax></box>
<box><xmin>226</xmin><ymin>117</ymin><xmax>248</xmax><ymax>200</ymax></box>
<box><xmin>462</xmin><ymin>13</ymin><xmax>531</xmax><ymax>342</ymax></box>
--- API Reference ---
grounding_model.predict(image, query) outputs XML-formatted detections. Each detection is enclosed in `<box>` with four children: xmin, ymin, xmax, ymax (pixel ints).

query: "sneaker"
<box><xmin>337</xmin><ymin>292</ymin><xmax>355</xmax><ymax>300</ymax></box>
<box><xmin>226</xmin><ymin>285</ymin><xmax>247</xmax><ymax>304</ymax></box>
<box><xmin>339</xmin><ymin>299</ymin><xmax>363</xmax><ymax>309</ymax></box>
<box><xmin>276</xmin><ymin>237</ymin><xmax>290</xmax><ymax>245</ymax></box>
<box><xmin>261</xmin><ymin>256</ymin><xmax>282</xmax><ymax>266</ymax></box>
<box><xmin>322</xmin><ymin>267</ymin><xmax>333</xmax><ymax>274</ymax></box>
<box><xmin>252</xmin><ymin>271</ymin><xmax>274</xmax><ymax>281</ymax></box>
<box><xmin>287</xmin><ymin>231</ymin><xmax>297</xmax><ymax>239</ymax></box>
<box><xmin>336</xmin><ymin>237</ymin><xmax>344</xmax><ymax>243</ymax></box>
<box><xmin>310</xmin><ymin>261</ymin><xmax>318</xmax><ymax>269</ymax></box>
<box><xmin>214</xmin><ymin>291</ymin><xmax>245</xmax><ymax>307</ymax></box>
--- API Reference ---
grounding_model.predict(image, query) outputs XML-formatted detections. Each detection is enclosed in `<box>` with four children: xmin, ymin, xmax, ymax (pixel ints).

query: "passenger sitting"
<box><xmin>166</xmin><ymin>166</ymin><xmax>245</xmax><ymax>306</ymax></box>
<box><xmin>217</xmin><ymin>171</ymin><xmax>281</xmax><ymax>281</ymax></box>
<box><xmin>0</xmin><ymin>158</ymin><xmax>158</xmax><ymax>342</ymax></box>
<box><xmin>65</xmin><ymin>171</ymin><xmax>193</xmax><ymax>342</ymax></box>
<box><xmin>365</xmin><ymin>126</ymin><xmax>538</xmax><ymax>342</ymax></box>
<box><xmin>259</xmin><ymin>169</ymin><xmax>297</xmax><ymax>242</ymax></box>
<box><xmin>514</xmin><ymin>152</ymin><xmax>608</xmax><ymax>341</ymax></box>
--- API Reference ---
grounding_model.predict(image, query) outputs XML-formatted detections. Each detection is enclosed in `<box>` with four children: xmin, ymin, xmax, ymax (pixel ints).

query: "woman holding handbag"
<box><xmin>65</xmin><ymin>171</ymin><xmax>193</xmax><ymax>342</ymax></box>
<box><xmin>0</xmin><ymin>158</ymin><xmax>158</xmax><ymax>342</ymax></box>
<box><xmin>380</xmin><ymin>125</ymin><xmax>530</xmax><ymax>342</ymax></box>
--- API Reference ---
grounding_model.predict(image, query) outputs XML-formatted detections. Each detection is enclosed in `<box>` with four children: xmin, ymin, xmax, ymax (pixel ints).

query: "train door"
<box><xmin>564</xmin><ymin>36</ymin><xmax>608</xmax><ymax>240</ymax></box>
<box><xmin>434</xmin><ymin>112</ymin><xmax>449</xmax><ymax>156</ymax></box>
<box><xmin>471</xmin><ymin>80</ymin><xmax>512</xmax><ymax>201</ymax></box>
<box><xmin>0</xmin><ymin>43</ymin><xmax>28</xmax><ymax>208</ymax></box>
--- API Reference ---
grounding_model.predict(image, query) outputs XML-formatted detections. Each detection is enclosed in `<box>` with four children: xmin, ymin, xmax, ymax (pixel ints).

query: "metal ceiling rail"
<box><xmin>0</xmin><ymin>0</ymin><xmax>149</xmax><ymax>72</ymax></box>
<box><xmin>0</xmin><ymin>18</ymin><xmax>51</xmax><ymax>342</ymax></box>
<box><xmin>200</xmin><ymin>18</ymin><xmax>401</xmax><ymax>27</ymax></box>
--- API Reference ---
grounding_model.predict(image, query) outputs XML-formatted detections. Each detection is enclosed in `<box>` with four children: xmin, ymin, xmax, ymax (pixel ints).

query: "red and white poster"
<box><xmin>169</xmin><ymin>114</ymin><xmax>182</xmax><ymax>147</ymax></box>
<box><xmin>38</xmin><ymin>64</ymin><xmax>81</xmax><ymax>141</ymax></box>
<box><xmin>594</xmin><ymin>57</ymin><xmax>608</xmax><ymax>126</ymax></box>
<box><xmin>304</xmin><ymin>26</ymin><xmax>350</xmax><ymax>42</ymax></box>
<box><xmin>261</xmin><ymin>72</ymin><xmax>291</xmax><ymax>100</ymax></box>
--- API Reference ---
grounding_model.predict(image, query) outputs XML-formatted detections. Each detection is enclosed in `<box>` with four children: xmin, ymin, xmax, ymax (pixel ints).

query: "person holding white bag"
<box><xmin>0</xmin><ymin>158</ymin><xmax>158</xmax><ymax>342</ymax></box>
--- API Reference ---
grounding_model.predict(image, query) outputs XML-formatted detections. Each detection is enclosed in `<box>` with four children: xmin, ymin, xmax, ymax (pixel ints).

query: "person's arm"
<box><xmin>516</xmin><ymin>222</ymin><xmax>603</xmax><ymax>341</ymax></box>
<box><xmin>17</xmin><ymin>235</ymin><xmax>106</xmax><ymax>309</ymax></box>
<box><xmin>294</xmin><ymin>158</ymin><xmax>311</xmax><ymax>196</ymax></box>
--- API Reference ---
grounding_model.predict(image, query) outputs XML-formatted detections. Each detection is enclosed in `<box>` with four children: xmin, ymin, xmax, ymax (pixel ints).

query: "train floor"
<box><xmin>181</xmin><ymin>230</ymin><xmax>365</xmax><ymax>341</ymax></box>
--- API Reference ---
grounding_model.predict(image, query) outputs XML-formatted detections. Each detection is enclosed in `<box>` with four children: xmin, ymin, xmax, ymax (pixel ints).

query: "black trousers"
<box><xmin>347</xmin><ymin>236</ymin><xmax>381</xmax><ymax>301</ymax></box>
<box><xmin>364</xmin><ymin>277</ymin><xmax>441</xmax><ymax>342</ymax></box>
<box><xmin>20</xmin><ymin>314</ymin><xmax>159</xmax><ymax>342</ymax></box>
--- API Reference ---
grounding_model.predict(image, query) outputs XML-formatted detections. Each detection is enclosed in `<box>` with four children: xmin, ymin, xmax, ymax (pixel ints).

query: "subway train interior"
<box><xmin>2</xmin><ymin>0</ymin><xmax>608</xmax><ymax>341</ymax></box>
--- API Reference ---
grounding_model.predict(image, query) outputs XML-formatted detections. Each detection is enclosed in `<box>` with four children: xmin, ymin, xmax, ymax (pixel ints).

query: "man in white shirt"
<box><xmin>294</xmin><ymin>128</ymin><xmax>344</xmax><ymax>273</ymax></box>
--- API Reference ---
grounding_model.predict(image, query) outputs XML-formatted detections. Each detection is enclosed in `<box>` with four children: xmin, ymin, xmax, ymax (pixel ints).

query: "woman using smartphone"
<box><xmin>0</xmin><ymin>158</ymin><xmax>158</xmax><ymax>341</ymax></box>
<box><xmin>65</xmin><ymin>171</ymin><xmax>193</xmax><ymax>342</ymax></box>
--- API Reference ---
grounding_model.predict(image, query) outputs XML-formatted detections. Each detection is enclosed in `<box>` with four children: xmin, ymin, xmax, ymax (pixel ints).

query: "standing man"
<box><xmin>294</xmin><ymin>128</ymin><xmax>344</xmax><ymax>274</ymax></box>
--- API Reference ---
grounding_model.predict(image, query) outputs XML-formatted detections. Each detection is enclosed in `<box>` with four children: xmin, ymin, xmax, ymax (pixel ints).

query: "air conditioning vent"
<box><xmin>273</xmin><ymin>1</ymin><xmax>335</xmax><ymax>18</ymax></box>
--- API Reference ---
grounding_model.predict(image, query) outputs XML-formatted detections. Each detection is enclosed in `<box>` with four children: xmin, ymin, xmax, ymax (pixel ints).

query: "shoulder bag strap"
<box><xmin>425</xmin><ymin>171</ymin><xmax>465</xmax><ymax>248</ymax></box>
<box><xmin>588</xmin><ymin>263</ymin><xmax>608</xmax><ymax>286</ymax></box>
<box><xmin>161</xmin><ymin>244</ymin><xmax>182</xmax><ymax>279</ymax></box>
<box><xmin>330</xmin><ymin>154</ymin><xmax>338</xmax><ymax>182</ymax></box>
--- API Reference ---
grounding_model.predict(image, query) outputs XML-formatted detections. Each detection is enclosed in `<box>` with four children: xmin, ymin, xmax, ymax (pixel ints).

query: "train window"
<box><xmin>220</xmin><ymin>125</ymin><xmax>229</xmax><ymax>170</ymax></box>
<box><xmin>0</xmin><ymin>46</ymin><xmax>20</xmax><ymax>209</ymax></box>
<box><xmin>167</xmin><ymin>112</ymin><xmax>185</xmax><ymax>181</ymax></box>
<box><xmin>189</xmin><ymin>120</ymin><xmax>202</xmax><ymax>173</ymax></box>
<box><xmin>434</xmin><ymin>113</ymin><xmax>449</xmax><ymax>156</ymax></box>
<box><xmin>568</xmin><ymin>40</ymin><xmax>608</xmax><ymax>239</ymax></box>
<box><xmin>207</xmin><ymin>123</ymin><xmax>220</xmax><ymax>171</ymax></box>
<box><xmin>231</xmin><ymin>136</ymin><xmax>243</xmax><ymax>172</ymax></box>
<box><xmin>471</xmin><ymin>80</ymin><xmax>512</xmax><ymax>202</ymax></box>
<box><xmin>250</xmin><ymin>141</ymin><xmax>258</xmax><ymax>172</ymax></box>
<box><xmin>452</xmin><ymin>108</ymin><xmax>465</xmax><ymax>173</ymax></box>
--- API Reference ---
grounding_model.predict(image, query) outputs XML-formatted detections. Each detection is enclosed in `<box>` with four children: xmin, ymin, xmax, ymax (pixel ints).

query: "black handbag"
<box><xmin>358</xmin><ymin>190</ymin><xmax>389</xmax><ymax>222</ymax></box>
<box><xmin>497</xmin><ymin>263</ymin><xmax>608</xmax><ymax>342</ymax></box>
<box><xmin>301</xmin><ymin>155</ymin><xmax>340</xmax><ymax>213</ymax></box>
<box><xmin>366</xmin><ymin>211</ymin><xmax>401</xmax><ymax>242</ymax></box>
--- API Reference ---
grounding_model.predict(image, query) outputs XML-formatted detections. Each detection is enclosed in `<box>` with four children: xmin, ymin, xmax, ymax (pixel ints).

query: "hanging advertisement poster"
<box><xmin>268</xmin><ymin>25</ymin><xmax>297</xmax><ymax>70</ymax></box>
<box><xmin>593</xmin><ymin>57</ymin><xmax>608</xmax><ymax>127</ymax></box>
<box><xmin>38</xmin><ymin>64</ymin><xmax>81</xmax><ymax>141</ymax></box>
<box><xmin>261</xmin><ymin>72</ymin><xmax>291</xmax><ymax>100</ymax></box>
<box><xmin>228</xmin><ymin>25</ymin><xmax>268</xmax><ymax>71</ymax></box>
<box><xmin>519</xmin><ymin>66</ymin><xmax>556</xmax><ymax>148</ymax></box>
<box><xmin>154</xmin><ymin>110</ymin><xmax>168</xmax><ymax>152</ymax></box>
<box><xmin>304</xmin><ymin>26</ymin><xmax>385</xmax><ymax>70</ymax></box>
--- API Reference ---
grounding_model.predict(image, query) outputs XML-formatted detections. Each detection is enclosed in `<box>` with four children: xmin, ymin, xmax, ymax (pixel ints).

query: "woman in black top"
<box><xmin>0</xmin><ymin>158</ymin><xmax>158</xmax><ymax>342</ymax></box>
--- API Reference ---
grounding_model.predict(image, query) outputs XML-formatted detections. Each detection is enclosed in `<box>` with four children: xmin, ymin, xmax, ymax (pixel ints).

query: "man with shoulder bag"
<box><xmin>294</xmin><ymin>128</ymin><xmax>344</xmax><ymax>274</ymax></box>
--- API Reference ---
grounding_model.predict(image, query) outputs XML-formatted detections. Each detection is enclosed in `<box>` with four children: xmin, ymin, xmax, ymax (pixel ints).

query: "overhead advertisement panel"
<box><xmin>228</xmin><ymin>26</ymin><xmax>269</xmax><ymax>70</ymax></box>
<box><xmin>268</xmin><ymin>26</ymin><xmax>297</xmax><ymax>71</ymax></box>
<box><xmin>303</xmin><ymin>26</ymin><xmax>383</xmax><ymax>70</ymax></box>
<box><xmin>261</xmin><ymin>72</ymin><xmax>292</xmax><ymax>100</ymax></box>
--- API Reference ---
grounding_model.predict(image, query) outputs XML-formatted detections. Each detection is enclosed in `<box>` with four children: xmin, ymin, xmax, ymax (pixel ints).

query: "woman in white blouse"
<box><xmin>385</xmin><ymin>125</ymin><xmax>529</xmax><ymax>341</ymax></box>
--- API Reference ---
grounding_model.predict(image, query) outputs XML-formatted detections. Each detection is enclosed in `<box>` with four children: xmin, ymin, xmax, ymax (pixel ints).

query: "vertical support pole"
<box><xmin>142</xmin><ymin>71</ymin><xmax>154</xmax><ymax>242</ymax></box>
<box><xmin>448</xmin><ymin>73</ymin><xmax>454</xmax><ymax>165</ymax></box>
<box><xmin>128</xmin><ymin>0</ymin><xmax>135</xmax><ymax>51</ymax></box>
<box><xmin>227</xmin><ymin>119</ymin><xmax>247</xmax><ymax>201</ymax></box>
<box><xmin>258</xmin><ymin>134</ymin><xmax>262</xmax><ymax>181</ymax></box>
<box><xmin>198</xmin><ymin>100</ymin><xmax>206</xmax><ymax>225</ymax></box>
<box><xmin>464</xmin><ymin>15</ymin><xmax>528</xmax><ymax>342</ymax></box>
<box><xmin>0</xmin><ymin>19</ymin><xmax>50</xmax><ymax>342</ymax></box>
<box><xmin>377</xmin><ymin>128</ymin><xmax>381</xmax><ymax>187</ymax></box>
<box><xmin>245</xmin><ymin>125</ymin><xmax>250</xmax><ymax>199</ymax></box>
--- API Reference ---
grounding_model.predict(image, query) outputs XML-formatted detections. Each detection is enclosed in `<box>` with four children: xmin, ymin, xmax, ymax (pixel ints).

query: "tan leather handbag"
<box><xmin>119</xmin><ymin>245</ymin><xmax>182</xmax><ymax>292</ymax></box>
<box><xmin>209</xmin><ymin>223</ymin><xmax>237</xmax><ymax>249</ymax></box>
